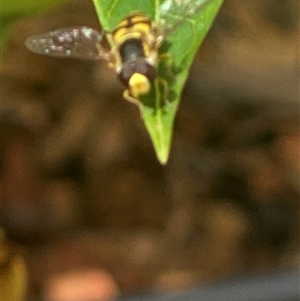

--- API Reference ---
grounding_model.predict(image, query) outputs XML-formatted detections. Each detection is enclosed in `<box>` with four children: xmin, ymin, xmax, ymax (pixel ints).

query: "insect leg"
<box><xmin>123</xmin><ymin>89</ymin><xmax>142</xmax><ymax>110</ymax></box>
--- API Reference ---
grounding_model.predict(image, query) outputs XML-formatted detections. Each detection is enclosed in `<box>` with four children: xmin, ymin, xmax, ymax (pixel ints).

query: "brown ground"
<box><xmin>1</xmin><ymin>0</ymin><xmax>299</xmax><ymax>300</ymax></box>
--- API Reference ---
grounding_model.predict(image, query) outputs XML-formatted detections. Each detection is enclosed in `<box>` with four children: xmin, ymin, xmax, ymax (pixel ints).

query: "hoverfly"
<box><xmin>25</xmin><ymin>0</ymin><xmax>210</xmax><ymax>107</ymax></box>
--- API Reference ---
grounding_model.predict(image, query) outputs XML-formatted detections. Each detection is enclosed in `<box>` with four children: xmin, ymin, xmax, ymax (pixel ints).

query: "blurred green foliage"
<box><xmin>0</xmin><ymin>0</ymin><xmax>70</xmax><ymax>54</ymax></box>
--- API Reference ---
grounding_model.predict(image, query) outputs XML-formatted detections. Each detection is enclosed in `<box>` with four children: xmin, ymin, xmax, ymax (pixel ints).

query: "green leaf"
<box><xmin>92</xmin><ymin>0</ymin><xmax>223</xmax><ymax>164</ymax></box>
<box><xmin>1</xmin><ymin>0</ymin><xmax>70</xmax><ymax>15</ymax></box>
<box><xmin>1</xmin><ymin>0</ymin><xmax>70</xmax><ymax>55</ymax></box>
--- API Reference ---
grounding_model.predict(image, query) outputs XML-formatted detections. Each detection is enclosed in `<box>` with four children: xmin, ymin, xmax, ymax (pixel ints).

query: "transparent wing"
<box><xmin>25</xmin><ymin>27</ymin><xmax>108</xmax><ymax>60</ymax></box>
<box><xmin>157</xmin><ymin>0</ymin><xmax>211</xmax><ymax>38</ymax></box>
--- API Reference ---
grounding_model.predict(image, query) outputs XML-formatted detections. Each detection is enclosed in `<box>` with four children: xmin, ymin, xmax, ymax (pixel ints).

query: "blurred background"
<box><xmin>0</xmin><ymin>0</ymin><xmax>299</xmax><ymax>300</ymax></box>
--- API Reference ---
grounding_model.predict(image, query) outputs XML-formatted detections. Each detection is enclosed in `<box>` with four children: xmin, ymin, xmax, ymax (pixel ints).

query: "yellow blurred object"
<box><xmin>0</xmin><ymin>228</ymin><xmax>27</xmax><ymax>301</ymax></box>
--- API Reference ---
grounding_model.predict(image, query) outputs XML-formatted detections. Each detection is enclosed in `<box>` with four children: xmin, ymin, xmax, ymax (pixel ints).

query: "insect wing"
<box><xmin>157</xmin><ymin>0</ymin><xmax>211</xmax><ymax>38</ymax></box>
<box><xmin>25</xmin><ymin>27</ymin><xmax>107</xmax><ymax>60</ymax></box>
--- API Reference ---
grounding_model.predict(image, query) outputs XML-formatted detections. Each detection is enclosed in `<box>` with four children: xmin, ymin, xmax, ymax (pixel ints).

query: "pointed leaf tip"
<box><xmin>92</xmin><ymin>0</ymin><xmax>223</xmax><ymax>164</ymax></box>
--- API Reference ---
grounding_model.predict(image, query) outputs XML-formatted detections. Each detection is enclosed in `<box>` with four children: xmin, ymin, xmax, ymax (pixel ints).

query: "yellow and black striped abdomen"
<box><xmin>112</xmin><ymin>13</ymin><xmax>152</xmax><ymax>45</ymax></box>
<box><xmin>109</xmin><ymin>13</ymin><xmax>159</xmax><ymax>101</ymax></box>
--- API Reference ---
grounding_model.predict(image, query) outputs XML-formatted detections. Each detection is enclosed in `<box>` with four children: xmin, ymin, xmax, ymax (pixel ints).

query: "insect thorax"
<box><xmin>118</xmin><ymin>56</ymin><xmax>156</xmax><ymax>86</ymax></box>
<box><xmin>119</xmin><ymin>39</ymin><xmax>145</xmax><ymax>62</ymax></box>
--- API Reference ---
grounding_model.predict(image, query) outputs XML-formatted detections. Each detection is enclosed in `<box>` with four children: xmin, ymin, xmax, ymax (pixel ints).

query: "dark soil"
<box><xmin>1</xmin><ymin>0</ymin><xmax>299</xmax><ymax>299</ymax></box>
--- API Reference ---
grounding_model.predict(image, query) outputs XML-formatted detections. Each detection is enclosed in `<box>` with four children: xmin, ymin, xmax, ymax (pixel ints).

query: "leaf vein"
<box><xmin>107</xmin><ymin>0</ymin><xmax>120</xmax><ymax>19</ymax></box>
